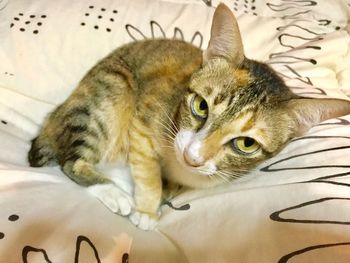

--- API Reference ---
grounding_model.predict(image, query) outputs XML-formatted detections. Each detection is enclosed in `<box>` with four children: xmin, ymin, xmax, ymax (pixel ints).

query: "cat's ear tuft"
<box><xmin>203</xmin><ymin>3</ymin><xmax>245</xmax><ymax>67</ymax></box>
<box><xmin>287</xmin><ymin>97</ymin><xmax>350</xmax><ymax>136</ymax></box>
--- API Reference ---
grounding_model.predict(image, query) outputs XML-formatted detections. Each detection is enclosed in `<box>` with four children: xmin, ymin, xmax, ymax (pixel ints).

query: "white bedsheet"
<box><xmin>1</xmin><ymin>0</ymin><xmax>350</xmax><ymax>262</ymax></box>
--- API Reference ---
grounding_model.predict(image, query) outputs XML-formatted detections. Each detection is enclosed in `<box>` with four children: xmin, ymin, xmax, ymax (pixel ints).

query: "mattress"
<box><xmin>1</xmin><ymin>0</ymin><xmax>350</xmax><ymax>262</ymax></box>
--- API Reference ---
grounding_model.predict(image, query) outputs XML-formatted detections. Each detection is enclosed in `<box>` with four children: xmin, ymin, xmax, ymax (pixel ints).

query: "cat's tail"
<box><xmin>28</xmin><ymin>135</ymin><xmax>57</xmax><ymax>167</ymax></box>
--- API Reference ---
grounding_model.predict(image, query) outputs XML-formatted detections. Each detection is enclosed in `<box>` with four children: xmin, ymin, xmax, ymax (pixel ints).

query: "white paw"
<box><xmin>129</xmin><ymin>211</ymin><xmax>159</xmax><ymax>231</ymax></box>
<box><xmin>87</xmin><ymin>184</ymin><xmax>134</xmax><ymax>216</ymax></box>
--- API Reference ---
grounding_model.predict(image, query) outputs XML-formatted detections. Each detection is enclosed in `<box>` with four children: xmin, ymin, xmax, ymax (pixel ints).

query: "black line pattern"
<box><xmin>261</xmin><ymin>135</ymin><xmax>350</xmax><ymax>172</ymax></box>
<box><xmin>0</xmin><ymin>0</ymin><xmax>8</xmax><ymax>11</ymax></box>
<box><xmin>278</xmin><ymin>242</ymin><xmax>350</xmax><ymax>263</ymax></box>
<box><xmin>264</xmin><ymin>132</ymin><xmax>350</xmax><ymax>260</ymax></box>
<box><xmin>74</xmin><ymin>235</ymin><xmax>101</xmax><ymax>263</ymax></box>
<box><xmin>163</xmin><ymin>201</ymin><xmax>191</xmax><ymax>211</ymax></box>
<box><xmin>21</xmin><ymin>235</ymin><xmax>104</xmax><ymax>262</ymax></box>
<box><xmin>125</xmin><ymin>21</ymin><xmax>204</xmax><ymax>48</ymax></box>
<box><xmin>122</xmin><ymin>253</ymin><xmax>129</xmax><ymax>263</ymax></box>
<box><xmin>266</xmin><ymin>1</ymin><xmax>316</xmax><ymax>18</ymax></box>
<box><xmin>265</xmin><ymin>0</ymin><xmax>330</xmax><ymax>95</ymax></box>
<box><xmin>270</xmin><ymin>197</ymin><xmax>350</xmax><ymax>225</ymax></box>
<box><xmin>22</xmin><ymin>246</ymin><xmax>52</xmax><ymax>263</ymax></box>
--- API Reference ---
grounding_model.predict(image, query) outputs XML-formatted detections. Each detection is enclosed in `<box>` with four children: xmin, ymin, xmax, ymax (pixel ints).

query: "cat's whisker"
<box><xmin>160</xmin><ymin>145</ymin><xmax>174</xmax><ymax>150</ymax></box>
<box><xmin>154</xmin><ymin>118</ymin><xmax>177</xmax><ymax>139</ymax></box>
<box><xmin>157</xmin><ymin>103</ymin><xmax>179</xmax><ymax>134</ymax></box>
<box><xmin>161</xmin><ymin>131</ymin><xmax>175</xmax><ymax>141</ymax></box>
<box><xmin>160</xmin><ymin>117</ymin><xmax>178</xmax><ymax>138</ymax></box>
<box><xmin>158</xmin><ymin>137</ymin><xmax>175</xmax><ymax>147</ymax></box>
<box><xmin>214</xmin><ymin>172</ymin><xmax>231</xmax><ymax>183</ymax></box>
<box><xmin>161</xmin><ymin>135</ymin><xmax>176</xmax><ymax>148</ymax></box>
<box><xmin>160</xmin><ymin>120</ymin><xmax>178</xmax><ymax>141</ymax></box>
<box><xmin>158</xmin><ymin>103</ymin><xmax>178</xmax><ymax>129</ymax></box>
<box><xmin>156</xmin><ymin>119</ymin><xmax>177</xmax><ymax>138</ymax></box>
<box><xmin>215</xmin><ymin>170</ymin><xmax>243</xmax><ymax>181</ymax></box>
<box><xmin>196</xmin><ymin>168</ymin><xmax>231</xmax><ymax>184</ymax></box>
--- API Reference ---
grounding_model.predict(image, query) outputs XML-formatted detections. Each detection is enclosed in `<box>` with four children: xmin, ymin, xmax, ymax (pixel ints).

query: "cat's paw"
<box><xmin>129</xmin><ymin>211</ymin><xmax>159</xmax><ymax>231</ymax></box>
<box><xmin>87</xmin><ymin>184</ymin><xmax>134</xmax><ymax>216</ymax></box>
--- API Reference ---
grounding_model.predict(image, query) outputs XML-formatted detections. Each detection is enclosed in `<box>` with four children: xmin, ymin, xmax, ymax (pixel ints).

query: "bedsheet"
<box><xmin>1</xmin><ymin>0</ymin><xmax>350</xmax><ymax>262</ymax></box>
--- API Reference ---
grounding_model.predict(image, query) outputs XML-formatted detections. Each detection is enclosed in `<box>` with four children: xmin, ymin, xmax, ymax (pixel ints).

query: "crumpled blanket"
<box><xmin>1</xmin><ymin>0</ymin><xmax>350</xmax><ymax>262</ymax></box>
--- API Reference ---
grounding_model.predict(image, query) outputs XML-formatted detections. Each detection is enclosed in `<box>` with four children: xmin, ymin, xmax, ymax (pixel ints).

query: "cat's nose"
<box><xmin>183</xmin><ymin>143</ymin><xmax>205</xmax><ymax>167</ymax></box>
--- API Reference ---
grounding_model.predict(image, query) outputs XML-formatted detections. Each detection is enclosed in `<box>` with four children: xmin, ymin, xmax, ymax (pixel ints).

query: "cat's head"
<box><xmin>171</xmin><ymin>3</ymin><xmax>350</xmax><ymax>188</ymax></box>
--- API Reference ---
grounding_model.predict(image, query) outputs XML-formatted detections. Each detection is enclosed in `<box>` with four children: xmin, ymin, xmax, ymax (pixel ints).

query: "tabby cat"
<box><xmin>28</xmin><ymin>4</ymin><xmax>350</xmax><ymax>230</ymax></box>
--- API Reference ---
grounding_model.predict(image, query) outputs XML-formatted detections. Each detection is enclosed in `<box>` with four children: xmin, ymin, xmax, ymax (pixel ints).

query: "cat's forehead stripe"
<box><xmin>240</xmin><ymin>115</ymin><xmax>255</xmax><ymax>132</ymax></box>
<box><xmin>204</xmin><ymin>86</ymin><xmax>213</xmax><ymax>96</ymax></box>
<box><xmin>213</xmin><ymin>92</ymin><xmax>227</xmax><ymax>105</ymax></box>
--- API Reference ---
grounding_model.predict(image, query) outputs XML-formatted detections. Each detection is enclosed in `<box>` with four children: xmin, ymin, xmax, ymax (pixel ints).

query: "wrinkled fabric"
<box><xmin>0</xmin><ymin>0</ymin><xmax>350</xmax><ymax>262</ymax></box>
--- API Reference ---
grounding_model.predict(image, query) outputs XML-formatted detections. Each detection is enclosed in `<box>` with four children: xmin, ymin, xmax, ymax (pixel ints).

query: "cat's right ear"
<box><xmin>203</xmin><ymin>3</ymin><xmax>245</xmax><ymax>67</ymax></box>
<box><xmin>286</xmin><ymin>97</ymin><xmax>350</xmax><ymax>136</ymax></box>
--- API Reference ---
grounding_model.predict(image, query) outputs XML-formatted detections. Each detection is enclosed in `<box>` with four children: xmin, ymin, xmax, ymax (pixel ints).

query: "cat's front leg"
<box><xmin>128</xmin><ymin>120</ymin><xmax>163</xmax><ymax>230</ymax></box>
<box><xmin>88</xmin><ymin>183</ymin><xmax>134</xmax><ymax>216</ymax></box>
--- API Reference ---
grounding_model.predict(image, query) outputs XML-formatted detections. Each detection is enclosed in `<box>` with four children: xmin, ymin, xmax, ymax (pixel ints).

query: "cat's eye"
<box><xmin>191</xmin><ymin>94</ymin><xmax>208</xmax><ymax>119</ymax></box>
<box><xmin>232</xmin><ymin>137</ymin><xmax>260</xmax><ymax>155</ymax></box>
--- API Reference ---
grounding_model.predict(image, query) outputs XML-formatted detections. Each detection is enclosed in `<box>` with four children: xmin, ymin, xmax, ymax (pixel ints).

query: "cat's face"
<box><xmin>168</xmin><ymin>3</ymin><xmax>350</xmax><ymax>188</ymax></box>
<box><xmin>173</xmin><ymin>58</ymin><xmax>294</xmax><ymax>185</ymax></box>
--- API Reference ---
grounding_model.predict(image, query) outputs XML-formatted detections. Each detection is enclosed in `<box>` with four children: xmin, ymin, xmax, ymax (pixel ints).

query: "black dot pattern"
<box><xmin>10</xmin><ymin>13</ymin><xmax>47</xmax><ymax>34</ymax></box>
<box><xmin>81</xmin><ymin>5</ymin><xmax>118</xmax><ymax>33</ymax></box>
<box><xmin>8</xmin><ymin>214</ymin><xmax>19</xmax><ymax>221</ymax></box>
<box><xmin>3</xmin><ymin>72</ymin><xmax>14</xmax><ymax>77</ymax></box>
<box><xmin>0</xmin><ymin>214</ymin><xmax>20</xmax><ymax>240</ymax></box>
<box><xmin>232</xmin><ymin>0</ymin><xmax>257</xmax><ymax>15</ymax></box>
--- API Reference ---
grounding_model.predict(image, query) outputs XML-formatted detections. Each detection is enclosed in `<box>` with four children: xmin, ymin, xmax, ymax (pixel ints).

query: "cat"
<box><xmin>28</xmin><ymin>3</ymin><xmax>350</xmax><ymax>230</ymax></box>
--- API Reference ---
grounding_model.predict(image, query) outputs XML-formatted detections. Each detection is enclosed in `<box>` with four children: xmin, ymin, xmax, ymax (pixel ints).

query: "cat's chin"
<box><xmin>162</xmin><ymin>151</ymin><xmax>225</xmax><ymax>189</ymax></box>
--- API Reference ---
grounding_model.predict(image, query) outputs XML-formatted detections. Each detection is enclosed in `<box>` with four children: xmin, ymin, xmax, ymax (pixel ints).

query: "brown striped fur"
<box><xmin>28</xmin><ymin>4</ymin><xmax>350</xmax><ymax>223</ymax></box>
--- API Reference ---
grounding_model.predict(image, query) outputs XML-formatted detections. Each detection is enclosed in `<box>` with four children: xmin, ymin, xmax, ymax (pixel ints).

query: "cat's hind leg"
<box><xmin>62</xmin><ymin>159</ymin><xmax>134</xmax><ymax>216</ymax></box>
<box><xmin>28</xmin><ymin>135</ymin><xmax>57</xmax><ymax>167</ymax></box>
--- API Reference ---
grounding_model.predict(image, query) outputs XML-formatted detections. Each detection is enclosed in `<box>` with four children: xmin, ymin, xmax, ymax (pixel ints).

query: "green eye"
<box><xmin>232</xmin><ymin>137</ymin><xmax>260</xmax><ymax>155</ymax></box>
<box><xmin>191</xmin><ymin>94</ymin><xmax>208</xmax><ymax>119</ymax></box>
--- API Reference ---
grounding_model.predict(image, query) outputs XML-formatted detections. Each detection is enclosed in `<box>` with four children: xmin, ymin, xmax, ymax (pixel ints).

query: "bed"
<box><xmin>1</xmin><ymin>0</ymin><xmax>350</xmax><ymax>262</ymax></box>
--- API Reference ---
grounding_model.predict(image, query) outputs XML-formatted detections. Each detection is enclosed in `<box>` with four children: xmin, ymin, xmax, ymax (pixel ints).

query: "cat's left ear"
<box><xmin>203</xmin><ymin>3</ymin><xmax>245</xmax><ymax>67</ymax></box>
<box><xmin>287</xmin><ymin>97</ymin><xmax>350</xmax><ymax>136</ymax></box>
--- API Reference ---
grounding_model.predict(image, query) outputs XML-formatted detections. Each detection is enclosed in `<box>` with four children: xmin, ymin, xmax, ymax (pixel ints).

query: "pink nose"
<box><xmin>183</xmin><ymin>149</ymin><xmax>204</xmax><ymax>167</ymax></box>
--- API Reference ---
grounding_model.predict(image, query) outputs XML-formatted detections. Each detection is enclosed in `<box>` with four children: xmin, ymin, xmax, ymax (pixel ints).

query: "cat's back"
<box><xmin>102</xmin><ymin>39</ymin><xmax>203</xmax><ymax>82</ymax></box>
